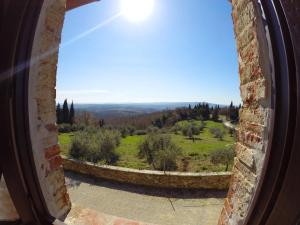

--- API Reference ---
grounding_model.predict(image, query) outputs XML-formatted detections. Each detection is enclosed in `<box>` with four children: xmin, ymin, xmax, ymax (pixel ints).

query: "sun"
<box><xmin>120</xmin><ymin>0</ymin><xmax>154</xmax><ymax>23</ymax></box>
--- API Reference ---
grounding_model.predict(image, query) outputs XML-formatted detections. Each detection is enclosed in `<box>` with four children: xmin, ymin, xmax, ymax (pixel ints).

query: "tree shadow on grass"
<box><xmin>184</xmin><ymin>137</ymin><xmax>202</xmax><ymax>141</ymax></box>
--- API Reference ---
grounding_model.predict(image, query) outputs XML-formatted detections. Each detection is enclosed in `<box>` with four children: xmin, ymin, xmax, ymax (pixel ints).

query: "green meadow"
<box><xmin>59</xmin><ymin>120</ymin><xmax>235</xmax><ymax>172</ymax></box>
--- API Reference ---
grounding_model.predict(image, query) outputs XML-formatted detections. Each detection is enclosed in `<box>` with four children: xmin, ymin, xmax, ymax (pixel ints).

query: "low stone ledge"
<box><xmin>62</xmin><ymin>157</ymin><xmax>232</xmax><ymax>190</ymax></box>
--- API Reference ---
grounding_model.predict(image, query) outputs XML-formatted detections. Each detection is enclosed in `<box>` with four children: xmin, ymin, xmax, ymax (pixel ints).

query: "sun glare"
<box><xmin>120</xmin><ymin>0</ymin><xmax>154</xmax><ymax>23</ymax></box>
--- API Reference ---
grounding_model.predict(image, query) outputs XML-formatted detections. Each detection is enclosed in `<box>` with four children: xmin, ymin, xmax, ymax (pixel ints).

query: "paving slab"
<box><xmin>64</xmin><ymin>171</ymin><xmax>226</xmax><ymax>225</ymax></box>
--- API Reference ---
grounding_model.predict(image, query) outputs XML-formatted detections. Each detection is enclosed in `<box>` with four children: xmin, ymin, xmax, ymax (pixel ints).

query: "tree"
<box><xmin>203</xmin><ymin>103</ymin><xmax>210</xmax><ymax>120</ymax></box>
<box><xmin>99</xmin><ymin>119</ymin><xmax>105</xmax><ymax>128</ymax></box>
<box><xmin>182</xmin><ymin>124</ymin><xmax>201</xmax><ymax>142</ymax></box>
<box><xmin>69</xmin><ymin>129</ymin><xmax>120</xmax><ymax>164</ymax></box>
<box><xmin>75</xmin><ymin>111</ymin><xmax>98</xmax><ymax>127</ymax></box>
<box><xmin>69</xmin><ymin>101</ymin><xmax>75</xmax><ymax>125</ymax></box>
<box><xmin>62</xmin><ymin>99</ymin><xmax>70</xmax><ymax>124</ymax></box>
<box><xmin>211</xmin><ymin>106</ymin><xmax>219</xmax><ymax>122</ymax></box>
<box><xmin>138</xmin><ymin>134</ymin><xmax>181</xmax><ymax>171</ymax></box>
<box><xmin>228</xmin><ymin>101</ymin><xmax>239</xmax><ymax>122</ymax></box>
<box><xmin>56</xmin><ymin>103</ymin><xmax>63</xmax><ymax>124</ymax></box>
<box><xmin>210</xmin><ymin>148</ymin><xmax>235</xmax><ymax>171</ymax></box>
<box><xmin>210</xmin><ymin>127</ymin><xmax>224</xmax><ymax>140</ymax></box>
<box><xmin>187</xmin><ymin>127</ymin><xmax>194</xmax><ymax>142</ymax></box>
<box><xmin>229</xmin><ymin>128</ymin><xmax>235</xmax><ymax>137</ymax></box>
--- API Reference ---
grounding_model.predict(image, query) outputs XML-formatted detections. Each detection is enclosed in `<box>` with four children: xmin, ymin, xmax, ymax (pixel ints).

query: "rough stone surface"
<box><xmin>28</xmin><ymin>0</ymin><xmax>71</xmax><ymax>219</ymax></box>
<box><xmin>63</xmin><ymin>157</ymin><xmax>231</xmax><ymax>190</ymax></box>
<box><xmin>218</xmin><ymin>0</ymin><xmax>273</xmax><ymax>224</ymax></box>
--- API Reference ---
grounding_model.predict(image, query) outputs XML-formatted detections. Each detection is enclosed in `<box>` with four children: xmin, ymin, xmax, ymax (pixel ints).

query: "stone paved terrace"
<box><xmin>64</xmin><ymin>171</ymin><xmax>226</xmax><ymax>225</ymax></box>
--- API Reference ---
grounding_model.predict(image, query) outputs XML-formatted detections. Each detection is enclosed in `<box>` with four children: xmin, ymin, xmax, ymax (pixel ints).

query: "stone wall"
<box><xmin>218</xmin><ymin>0</ymin><xmax>273</xmax><ymax>224</ymax></box>
<box><xmin>28</xmin><ymin>0</ymin><xmax>71</xmax><ymax>219</ymax></box>
<box><xmin>63</xmin><ymin>157</ymin><xmax>231</xmax><ymax>190</ymax></box>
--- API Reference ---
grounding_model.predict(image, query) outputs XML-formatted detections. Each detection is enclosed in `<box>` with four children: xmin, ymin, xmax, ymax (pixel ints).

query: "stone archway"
<box><xmin>28</xmin><ymin>0</ymin><xmax>274</xmax><ymax>223</ymax></box>
<box><xmin>3</xmin><ymin>0</ymin><xmax>297</xmax><ymax>224</ymax></box>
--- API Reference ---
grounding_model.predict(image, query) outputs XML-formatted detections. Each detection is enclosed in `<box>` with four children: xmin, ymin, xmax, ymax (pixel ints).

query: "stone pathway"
<box><xmin>64</xmin><ymin>204</ymin><xmax>156</xmax><ymax>225</ymax></box>
<box><xmin>64</xmin><ymin>171</ymin><xmax>226</xmax><ymax>225</ymax></box>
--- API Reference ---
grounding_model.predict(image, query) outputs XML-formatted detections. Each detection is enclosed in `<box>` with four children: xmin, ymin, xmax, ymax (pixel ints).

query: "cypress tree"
<box><xmin>229</xmin><ymin>101</ymin><xmax>239</xmax><ymax>122</ymax></box>
<box><xmin>203</xmin><ymin>103</ymin><xmax>210</xmax><ymax>120</ymax></box>
<box><xmin>56</xmin><ymin>103</ymin><xmax>63</xmax><ymax>124</ymax></box>
<box><xmin>212</xmin><ymin>106</ymin><xmax>219</xmax><ymax>122</ymax></box>
<box><xmin>69</xmin><ymin>101</ymin><xmax>75</xmax><ymax>125</ymax></box>
<box><xmin>62</xmin><ymin>99</ymin><xmax>69</xmax><ymax>124</ymax></box>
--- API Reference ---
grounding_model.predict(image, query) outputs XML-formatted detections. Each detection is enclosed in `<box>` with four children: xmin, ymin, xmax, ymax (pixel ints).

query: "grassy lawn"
<box><xmin>59</xmin><ymin>120</ymin><xmax>235</xmax><ymax>172</ymax></box>
<box><xmin>59</xmin><ymin>133</ymin><xmax>74</xmax><ymax>155</ymax></box>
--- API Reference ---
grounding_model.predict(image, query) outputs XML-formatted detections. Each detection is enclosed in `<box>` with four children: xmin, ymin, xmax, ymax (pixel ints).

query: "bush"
<box><xmin>210</xmin><ymin>148</ymin><xmax>235</xmax><ymax>171</ymax></box>
<box><xmin>58</xmin><ymin>123</ymin><xmax>72</xmax><ymax>133</ymax></box>
<box><xmin>199</xmin><ymin>120</ymin><xmax>205</xmax><ymax>131</ymax></box>
<box><xmin>210</xmin><ymin>127</ymin><xmax>224</xmax><ymax>140</ymax></box>
<box><xmin>138</xmin><ymin>134</ymin><xmax>181</xmax><ymax>171</ymax></box>
<box><xmin>99</xmin><ymin>131</ymin><xmax>119</xmax><ymax>164</ymax></box>
<box><xmin>170</xmin><ymin>124</ymin><xmax>181</xmax><ymax>134</ymax></box>
<box><xmin>134</xmin><ymin>130</ymin><xmax>147</xmax><ymax>135</ymax></box>
<box><xmin>119</xmin><ymin>125</ymin><xmax>135</xmax><ymax>138</ymax></box>
<box><xmin>58</xmin><ymin>123</ymin><xmax>85</xmax><ymax>133</ymax></box>
<box><xmin>69</xmin><ymin>131</ymin><xmax>101</xmax><ymax>163</ymax></box>
<box><xmin>146</xmin><ymin>126</ymin><xmax>159</xmax><ymax>134</ymax></box>
<box><xmin>69</xmin><ymin>129</ymin><xmax>120</xmax><ymax>164</ymax></box>
<box><xmin>182</xmin><ymin>123</ymin><xmax>201</xmax><ymax>141</ymax></box>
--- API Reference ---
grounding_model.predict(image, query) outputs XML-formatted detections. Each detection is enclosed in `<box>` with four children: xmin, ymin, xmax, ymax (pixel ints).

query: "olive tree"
<box><xmin>210</xmin><ymin>148</ymin><xmax>235</xmax><ymax>171</ymax></box>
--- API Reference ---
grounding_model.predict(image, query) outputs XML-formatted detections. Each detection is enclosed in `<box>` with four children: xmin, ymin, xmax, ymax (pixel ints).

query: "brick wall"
<box><xmin>218</xmin><ymin>1</ymin><xmax>273</xmax><ymax>224</ymax></box>
<box><xmin>28</xmin><ymin>0</ymin><xmax>71</xmax><ymax>219</ymax></box>
<box><xmin>24</xmin><ymin>0</ymin><xmax>273</xmax><ymax>223</ymax></box>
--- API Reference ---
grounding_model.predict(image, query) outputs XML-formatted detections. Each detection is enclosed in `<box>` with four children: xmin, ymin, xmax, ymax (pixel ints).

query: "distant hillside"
<box><xmin>74</xmin><ymin>102</ymin><xmax>220</xmax><ymax>119</ymax></box>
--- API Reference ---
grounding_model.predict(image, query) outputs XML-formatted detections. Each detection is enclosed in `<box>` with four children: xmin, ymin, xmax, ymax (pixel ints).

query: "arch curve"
<box><xmin>0</xmin><ymin>0</ymin><xmax>299</xmax><ymax>224</ymax></box>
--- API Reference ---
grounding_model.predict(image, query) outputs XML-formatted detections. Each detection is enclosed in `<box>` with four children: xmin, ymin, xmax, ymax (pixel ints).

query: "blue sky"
<box><xmin>57</xmin><ymin>0</ymin><xmax>240</xmax><ymax>105</ymax></box>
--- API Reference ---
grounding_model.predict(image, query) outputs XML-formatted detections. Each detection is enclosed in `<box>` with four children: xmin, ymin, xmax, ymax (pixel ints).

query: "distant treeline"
<box><xmin>56</xmin><ymin>100</ymin><xmax>240</xmax><ymax>131</ymax></box>
<box><xmin>103</xmin><ymin>102</ymin><xmax>240</xmax><ymax>130</ymax></box>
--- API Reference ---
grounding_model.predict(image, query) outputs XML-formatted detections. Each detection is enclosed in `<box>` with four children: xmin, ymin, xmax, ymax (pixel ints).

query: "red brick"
<box><xmin>45</xmin><ymin>123</ymin><xmax>58</xmax><ymax>132</ymax></box>
<box><xmin>218</xmin><ymin>208</ymin><xmax>229</xmax><ymax>225</ymax></box>
<box><xmin>224</xmin><ymin>198</ymin><xmax>233</xmax><ymax>216</ymax></box>
<box><xmin>49</xmin><ymin>155</ymin><xmax>63</xmax><ymax>171</ymax></box>
<box><xmin>45</xmin><ymin>144</ymin><xmax>60</xmax><ymax>159</ymax></box>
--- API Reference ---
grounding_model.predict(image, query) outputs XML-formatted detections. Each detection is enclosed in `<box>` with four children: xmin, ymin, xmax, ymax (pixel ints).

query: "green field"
<box><xmin>59</xmin><ymin>120</ymin><xmax>235</xmax><ymax>172</ymax></box>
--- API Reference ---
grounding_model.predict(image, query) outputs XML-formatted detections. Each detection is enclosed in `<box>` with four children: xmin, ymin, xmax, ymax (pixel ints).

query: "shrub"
<box><xmin>199</xmin><ymin>120</ymin><xmax>205</xmax><ymax>131</ymax></box>
<box><xmin>134</xmin><ymin>130</ymin><xmax>147</xmax><ymax>135</ymax></box>
<box><xmin>69</xmin><ymin>131</ymin><xmax>101</xmax><ymax>163</ymax></box>
<box><xmin>170</xmin><ymin>124</ymin><xmax>181</xmax><ymax>134</ymax></box>
<box><xmin>99</xmin><ymin>131</ymin><xmax>119</xmax><ymax>164</ymax></box>
<box><xmin>69</xmin><ymin>129</ymin><xmax>120</xmax><ymax>164</ymax></box>
<box><xmin>210</xmin><ymin>127</ymin><xmax>224</xmax><ymax>140</ymax></box>
<box><xmin>210</xmin><ymin>148</ymin><xmax>235</xmax><ymax>171</ymax></box>
<box><xmin>182</xmin><ymin>126</ymin><xmax>189</xmax><ymax>136</ymax></box>
<box><xmin>58</xmin><ymin>123</ymin><xmax>86</xmax><ymax>133</ymax></box>
<box><xmin>182</xmin><ymin>123</ymin><xmax>201</xmax><ymax>141</ymax></box>
<box><xmin>119</xmin><ymin>125</ymin><xmax>135</xmax><ymax>138</ymax></box>
<box><xmin>187</xmin><ymin>127</ymin><xmax>194</xmax><ymax>140</ymax></box>
<box><xmin>146</xmin><ymin>126</ymin><xmax>159</xmax><ymax>134</ymax></box>
<box><xmin>191</xmin><ymin>124</ymin><xmax>201</xmax><ymax>135</ymax></box>
<box><xmin>153</xmin><ymin>146</ymin><xmax>180</xmax><ymax>171</ymax></box>
<box><xmin>58</xmin><ymin>123</ymin><xmax>72</xmax><ymax>133</ymax></box>
<box><xmin>138</xmin><ymin>134</ymin><xmax>181</xmax><ymax>171</ymax></box>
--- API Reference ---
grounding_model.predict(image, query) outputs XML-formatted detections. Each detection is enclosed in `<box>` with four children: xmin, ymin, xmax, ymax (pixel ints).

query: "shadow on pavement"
<box><xmin>64</xmin><ymin>170</ymin><xmax>227</xmax><ymax>199</ymax></box>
